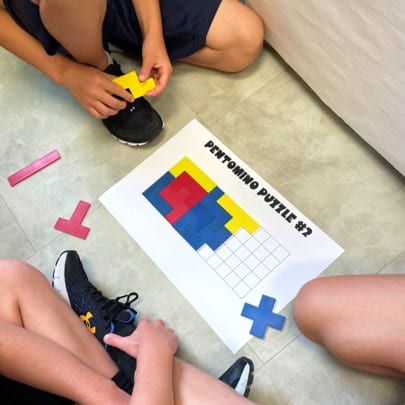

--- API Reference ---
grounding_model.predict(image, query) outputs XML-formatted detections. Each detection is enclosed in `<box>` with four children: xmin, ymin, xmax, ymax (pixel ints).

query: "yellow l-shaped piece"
<box><xmin>113</xmin><ymin>71</ymin><xmax>156</xmax><ymax>99</ymax></box>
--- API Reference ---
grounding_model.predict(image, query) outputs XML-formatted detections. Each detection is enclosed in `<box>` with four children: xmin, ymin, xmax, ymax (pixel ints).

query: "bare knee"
<box><xmin>204</xmin><ymin>0</ymin><xmax>265</xmax><ymax>72</ymax></box>
<box><xmin>293</xmin><ymin>278</ymin><xmax>330</xmax><ymax>343</ymax></box>
<box><xmin>0</xmin><ymin>259</ymin><xmax>45</xmax><ymax>289</ymax></box>
<box><xmin>227</xmin><ymin>13</ymin><xmax>265</xmax><ymax>72</ymax></box>
<box><xmin>241</xmin><ymin>12</ymin><xmax>265</xmax><ymax>66</ymax></box>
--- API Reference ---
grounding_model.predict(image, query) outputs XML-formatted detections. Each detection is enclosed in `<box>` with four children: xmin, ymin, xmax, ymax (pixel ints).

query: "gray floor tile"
<box><xmin>379</xmin><ymin>251</ymin><xmax>405</xmax><ymax>275</ymax></box>
<box><xmin>0</xmin><ymin>193</ymin><xmax>34</xmax><ymax>259</ymax></box>
<box><xmin>169</xmin><ymin>48</ymin><xmax>285</xmax><ymax>125</ymax></box>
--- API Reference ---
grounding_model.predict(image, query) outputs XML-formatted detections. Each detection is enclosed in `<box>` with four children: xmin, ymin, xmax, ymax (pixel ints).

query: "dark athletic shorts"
<box><xmin>1</xmin><ymin>375</ymin><xmax>73</xmax><ymax>405</ymax></box>
<box><xmin>4</xmin><ymin>0</ymin><xmax>222</xmax><ymax>61</ymax></box>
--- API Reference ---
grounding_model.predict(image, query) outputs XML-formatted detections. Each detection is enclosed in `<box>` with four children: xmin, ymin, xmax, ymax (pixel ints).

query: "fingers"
<box><xmin>102</xmin><ymin>73</ymin><xmax>135</xmax><ymax>103</ymax></box>
<box><xmin>89</xmin><ymin>76</ymin><xmax>135</xmax><ymax>119</ymax></box>
<box><xmin>138</xmin><ymin>62</ymin><xmax>152</xmax><ymax>83</ymax></box>
<box><xmin>139</xmin><ymin>58</ymin><xmax>172</xmax><ymax>96</ymax></box>
<box><xmin>146</xmin><ymin>72</ymin><xmax>168</xmax><ymax>96</ymax></box>
<box><xmin>103</xmin><ymin>332</ymin><xmax>124</xmax><ymax>348</ymax></box>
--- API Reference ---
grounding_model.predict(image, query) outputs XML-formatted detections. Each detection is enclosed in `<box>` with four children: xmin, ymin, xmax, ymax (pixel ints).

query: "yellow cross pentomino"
<box><xmin>112</xmin><ymin>71</ymin><xmax>156</xmax><ymax>99</ymax></box>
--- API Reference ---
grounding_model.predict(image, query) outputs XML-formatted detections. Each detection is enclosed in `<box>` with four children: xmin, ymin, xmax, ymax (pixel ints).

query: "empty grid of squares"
<box><xmin>198</xmin><ymin>227</ymin><xmax>290</xmax><ymax>298</ymax></box>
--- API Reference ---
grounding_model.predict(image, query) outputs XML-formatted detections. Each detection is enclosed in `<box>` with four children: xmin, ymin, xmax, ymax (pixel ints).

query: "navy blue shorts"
<box><xmin>1</xmin><ymin>375</ymin><xmax>74</xmax><ymax>405</ymax></box>
<box><xmin>4</xmin><ymin>0</ymin><xmax>222</xmax><ymax>61</ymax></box>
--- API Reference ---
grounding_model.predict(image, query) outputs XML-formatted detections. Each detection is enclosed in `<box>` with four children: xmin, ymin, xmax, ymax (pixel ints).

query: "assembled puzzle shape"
<box><xmin>241</xmin><ymin>294</ymin><xmax>286</xmax><ymax>338</ymax></box>
<box><xmin>143</xmin><ymin>157</ymin><xmax>291</xmax><ymax>298</ymax></box>
<box><xmin>143</xmin><ymin>157</ymin><xmax>258</xmax><ymax>251</ymax></box>
<box><xmin>113</xmin><ymin>71</ymin><xmax>156</xmax><ymax>99</ymax></box>
<box><xmin>7</xmin><ymin>150</ymin><xmax>61</xmax><ymax>187</ymax></box>
<box><xmin>54</xmin><ymin>200</ymin><xmax>91</xmax><ymax>239</ymax></box>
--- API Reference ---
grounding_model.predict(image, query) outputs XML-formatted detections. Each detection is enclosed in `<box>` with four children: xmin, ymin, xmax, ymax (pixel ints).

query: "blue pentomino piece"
<box><xmin>173</xmin><ymin>186</ymin><xmax>232</xmax><ymax>250</ymax></box>
<box><xmin>143</xmin><ymin>172</ymin><xmax>174</xmax><ymax>216</ymax></box>
<box><xmin>241</xmin><ymin>295</ymin><xmax>286</xmax><ymax>338</ymax></box>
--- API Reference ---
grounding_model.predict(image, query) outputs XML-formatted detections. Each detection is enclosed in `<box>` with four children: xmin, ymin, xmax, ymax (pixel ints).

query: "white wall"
<box><xmin>248</xmin><ymin>0</ymin><xmax>405</xmax><ymax>176</ymax></box>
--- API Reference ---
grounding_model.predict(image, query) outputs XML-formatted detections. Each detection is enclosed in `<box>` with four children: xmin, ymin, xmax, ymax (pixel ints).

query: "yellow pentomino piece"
<box><xmin>112</xmin><ymin>71</ymin><xmax>156</xmax><ymax>99</ymax></box>
<box><xmin>169</xmin><ymin>157</ymin><xmax>216</xmax><ymax>193</ymax></box>
<box><xmin>217</xmin><ymin>194</ymin><xmax>259</xmax><ymax>234</ymax></box>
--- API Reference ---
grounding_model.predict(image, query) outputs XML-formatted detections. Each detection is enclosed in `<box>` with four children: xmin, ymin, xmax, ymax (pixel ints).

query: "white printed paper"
<box><xmin>100</xmin><ymin>119</ymin><xmax>344</xmax><ymax>352</ymax></box>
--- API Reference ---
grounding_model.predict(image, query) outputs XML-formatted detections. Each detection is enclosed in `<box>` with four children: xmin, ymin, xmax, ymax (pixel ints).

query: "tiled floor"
<box><xmin>1</xmin><ymin>42</ymin><xmax>405</xmax><ymax>404</ymax></box>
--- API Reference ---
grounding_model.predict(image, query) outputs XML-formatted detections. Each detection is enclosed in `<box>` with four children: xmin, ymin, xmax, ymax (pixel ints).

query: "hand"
<box><xmin>103</xmin><ymin>318</ymin><xmax>178</xmax><ymax>359</ymax></box>
<box><xmin>138</xmin><ymin>34</ymin><xmax>172</xmax><ymax>96</ymax></box>
<box><xmin>60</xmin><ymin>61</ymin><xmax>135</xmax><ymax>119</ymax></box>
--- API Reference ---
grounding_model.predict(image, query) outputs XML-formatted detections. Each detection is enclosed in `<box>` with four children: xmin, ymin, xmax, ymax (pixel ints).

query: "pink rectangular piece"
<box><xmin>7</xmin><ymin>150</ymin><xmax>61</xmax><ymax>187</ymax></box>
<box><xmin>54</xmin><ymin>200</ymin><xmax>91</xmax><ymax>239</ymax></box>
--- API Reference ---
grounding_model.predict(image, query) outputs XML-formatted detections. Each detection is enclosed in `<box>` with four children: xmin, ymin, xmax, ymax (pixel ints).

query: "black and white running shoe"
<box><xmin>103</xmin><ymin>60</ymin><xmax>164</xmax><ymax>146</ymax></box>
<box><xmin>219</xmin><ymin>357</ymin><xmax>254</xmax><ymax>397</ymax></box>
<box><xmin>53</xmin><ymin>250</ymin><xmax>138</xmax><ymax>342</ymax></box>
<box><xmin>52</xmin><ymin>250</ymin><xmax>138</xmax><ymax>385</ymax></box>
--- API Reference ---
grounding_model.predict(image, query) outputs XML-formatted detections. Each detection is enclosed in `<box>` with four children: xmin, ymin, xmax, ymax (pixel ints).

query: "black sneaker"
<box><xmin>103</xmin><ymin>60</ymin><xmax>164</xmax><ymax>146</ymax></box>
<box><xmin>219</xmin><ymin>357</ymin><xmax>254</xmax><ymax>397</ymax></box>
<box><xmin>52</xmin><ymin>250</ymin><xmax>138</xmax><ymax>384</ymax></box>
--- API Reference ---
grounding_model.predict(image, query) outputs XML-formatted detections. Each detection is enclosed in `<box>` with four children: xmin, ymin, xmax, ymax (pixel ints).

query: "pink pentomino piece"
<box><xmin>160</xmin><ymin>171</ymin><xmax>207</xmax><ymax>224</ymax></box>
<box><xmin>54</xmin><ymin>200</ymin><xmax>91</xmax><ymax>239</ymax></box>
<box><xmin>7</xmin><ymin>150</ymin><xmax>61</xmax><ymax>187</ymax></box>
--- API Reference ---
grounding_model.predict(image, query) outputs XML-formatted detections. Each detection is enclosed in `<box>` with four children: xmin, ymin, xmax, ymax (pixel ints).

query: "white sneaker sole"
<box><xmin>235</xmin><ymin>363</ymin><xmax>253</xmax><ymax>397</ymax></box>
<box><xmin>52</xmin><ymin>252</ymin><xmax>71</xmax><ymax>306</ymax></box>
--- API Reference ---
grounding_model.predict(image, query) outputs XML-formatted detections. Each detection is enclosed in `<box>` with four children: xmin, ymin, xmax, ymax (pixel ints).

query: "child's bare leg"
<box><xmin>172</xmin><ymin>359</ymin><xmax>255</xmax><ymax>404</ymax></box>
<box><xmin>34</xmin><ymin>0</ymin><xmax>108</xmax><ymax>69</ymax></box>
<box><xmin>293</xmin><ymin>274</ymin><xmax>405</xmax><ymax>378</ymax></box>
<box><xmin>0</xmin><ymin>259</ymin><xmax>129</xmax><ymax>404</ymax></box>
<box><xmin>181</xmin><ymin>0</ymin><xmax>264</xmax><ymax>72</ymax></box>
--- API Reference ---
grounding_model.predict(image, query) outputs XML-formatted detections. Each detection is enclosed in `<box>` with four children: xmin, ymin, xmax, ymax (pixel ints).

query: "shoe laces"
<box><xmin>85</xmin><ymin>285</ymin><xmax>139</xmax><ymax>331</ymax></box>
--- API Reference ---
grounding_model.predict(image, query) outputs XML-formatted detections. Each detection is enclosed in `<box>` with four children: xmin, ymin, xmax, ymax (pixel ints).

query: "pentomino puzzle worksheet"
<box><xmin>100</xmin><ymin>119</ymin><xmax>343</xmax><ymax>352</ymax></box>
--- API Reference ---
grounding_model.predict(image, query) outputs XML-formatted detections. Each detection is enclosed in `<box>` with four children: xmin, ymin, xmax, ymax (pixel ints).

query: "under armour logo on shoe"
<box><xmin>80</xmin><ymin>311</ymin><xmax>96</xmax><ymax>334</ymax></box>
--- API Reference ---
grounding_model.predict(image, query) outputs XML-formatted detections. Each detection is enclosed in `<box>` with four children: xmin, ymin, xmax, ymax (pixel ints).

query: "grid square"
<box><xmin>207</xmin><ymin>254</ymin><xmax>223</xmax><ymax>269</ymax></box>
<box><xmin>234</xmin><ymin>281</ymin><xmax>250</xmax><ymax>298</ymax></box>
<box><xmin>235</xmin><ymin>245</ymin><xmax>250</xmax><ymax>261</ymax></box>
<box><xmin>198</xmin><ymin>223</ymin><xmax>289</xmax><ymax>298</ymax></box>
<box><xmin>225</xmin><ymin>272</ymin><xmax>240</xmax><ymax>288</ymax></box>
<box><xmin>198</xmin><ymin>244</ymin><xmax>214</xmax><ymax>260</ymax></box>
<box><xmin>263</xmin><ymin>254</ymin><xmax>279</xmax><ymax>270</ymax></box>
<box><xmin>273</xmin><ymin>246</ymin><xmax>289</xmax><ymax>261</ymax></box>
<box><xmin>244</xmin><ymin>272</ymin><xmax>260</xmax><ymax>288</ymax></box>
<box><xmin>254</xmin><ymin>245</ymin><xmax>270</xmax><ymax>261</ymax></box>
<box><xmin>216</xmin><ymin>263</ymin><xmax>232</xmax><ymax>278</ymax></box>
<box><xmin>224</xmin><ymin>236</ymin><xmax>242</xmax><ymax>251</ymax></box>
<box><xmin>235</xmin><ymin>228</ymin><xmax>250</xmax><ymax>243</ymax></box>
<box><xmin>225</xmin><ymin>254</ymin><xmax>242</xmax><ymax>269</ymax></box>
<box><xmin>234</xmin><ymin>262</ymin><xmax>250</xmax><ymax>279</ymax></box>
<box><xmin>245</xmin><ymin>254</ymin><xmax>260</xmax><ymax>269</ymax></box>
<box><xmin>263</xmin><ymin>237</ymin><xmax>279</xmax><ymax>252</ymax></box>
<box><xmin>245</xmin><ymin>237</ymin><xmax>260</xmax><ymax>252</ymax></box>
<box><xmin>254</xmin><ymin>228</ymin><xmax>270</xmax><ymax>243</ymax></box>
<box><xmin>253</xmin><ymin>263</ymin><xmax>270</xmax><ymax>279</ymax></box>
<box><xmin>216</xmin><ymin>245</ymin><xmax>233</xmax><ymax>260</ymax></box>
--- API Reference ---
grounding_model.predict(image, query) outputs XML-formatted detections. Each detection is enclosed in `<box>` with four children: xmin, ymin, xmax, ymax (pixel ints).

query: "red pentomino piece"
<box><xmin>54</xmin><ymin>200</ymin><xmax>91</xmax><ymax>239</ymax></box>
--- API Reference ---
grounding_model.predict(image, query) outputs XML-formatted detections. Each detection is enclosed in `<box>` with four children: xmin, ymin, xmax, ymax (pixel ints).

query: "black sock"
<box><xmin>111</xmin><ymin>370</ymin><xmax>133</xmax><ymax>394</ymax></box>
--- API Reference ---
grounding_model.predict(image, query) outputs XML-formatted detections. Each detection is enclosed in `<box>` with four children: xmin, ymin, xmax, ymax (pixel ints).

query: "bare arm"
<box><xmin>131</xmin><ymin>0</ymin><xmax>172</xmax><ymax>96</ymax></box>
<box><xmin>104</xmin><ymin>318</ymin><xmax>178</xmax><ymax>405</ymax></box>
<box><xmin>0</xmin><ymin>7</ymin><xmax>133</xmax><ymax>118</ymax></box>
